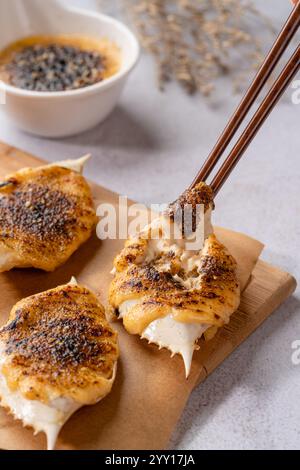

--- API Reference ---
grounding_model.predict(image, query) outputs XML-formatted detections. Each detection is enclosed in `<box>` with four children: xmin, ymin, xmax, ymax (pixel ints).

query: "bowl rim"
<box><xmin>0</xmin><ymin>8</ymin><xmax>140</xmax><ymax>100</ymax></box>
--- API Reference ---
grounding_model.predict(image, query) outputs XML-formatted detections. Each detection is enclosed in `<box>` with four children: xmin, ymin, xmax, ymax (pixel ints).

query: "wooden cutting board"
<box><xmin>0</xmin><ymin>141</ymin><xmax>297</xmax><ymax>450</ymax></box>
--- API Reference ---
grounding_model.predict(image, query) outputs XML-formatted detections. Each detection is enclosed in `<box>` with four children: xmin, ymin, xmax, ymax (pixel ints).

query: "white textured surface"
<box><xmin>0</xmin><ymin>0</ymin><xmax>299</xmax><ymax>450</ymax></box>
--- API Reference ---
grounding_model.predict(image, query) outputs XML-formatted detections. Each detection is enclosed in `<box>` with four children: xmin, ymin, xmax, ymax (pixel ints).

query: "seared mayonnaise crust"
<box><xmin>0</xmin><ymin>157</ymin><xmax>96</xmax><ymax>272</ymax></box>
<box><xmin>109</xmin><ymin>183</ymin><xmax>240</xmax><ymax>376</ymax></box>
<box><xmin>0</xmin><ymin>280</ymin><xmax>119</xmax><ymax>449</ymax></box>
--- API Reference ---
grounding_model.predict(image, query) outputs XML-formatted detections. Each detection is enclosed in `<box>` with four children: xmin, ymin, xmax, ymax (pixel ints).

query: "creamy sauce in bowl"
<box><xmin>0</xmin><ymin>35</ymin><xmax>121</xmax><ymax>92</ymax></box>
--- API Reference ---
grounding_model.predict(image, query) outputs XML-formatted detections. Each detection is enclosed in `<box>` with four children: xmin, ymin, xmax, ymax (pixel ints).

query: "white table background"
<box><xmin>0</xmin><ymin>0</ymin><xmax>299</xmax><ymax>450</ymax></box>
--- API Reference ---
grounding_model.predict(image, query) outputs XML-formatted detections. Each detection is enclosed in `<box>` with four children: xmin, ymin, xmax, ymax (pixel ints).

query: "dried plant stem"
<box><xmin>100</xmin><ymin>0</ymin><xmax>274</xmax><ymax>95</ymax></box>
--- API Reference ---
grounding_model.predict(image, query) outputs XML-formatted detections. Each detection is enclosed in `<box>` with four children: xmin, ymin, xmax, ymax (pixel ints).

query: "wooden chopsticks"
<box><xmin>191</xmin><ymin>2</ymin><xmax>300</xmax><ymax>195</ymax></box>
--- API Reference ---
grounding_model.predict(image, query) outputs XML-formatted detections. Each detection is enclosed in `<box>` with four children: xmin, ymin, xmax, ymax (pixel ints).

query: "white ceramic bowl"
<box><xmin>0</xmin><ymin>0</ymin><xmax>140</xmax><ymax>137</ymax></box>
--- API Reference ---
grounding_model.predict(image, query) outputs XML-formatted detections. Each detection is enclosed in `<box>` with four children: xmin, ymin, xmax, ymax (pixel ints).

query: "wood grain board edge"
<box><xmin>195</xmin><ymin>259</ymin><xmax>297</xmax><ymax>387</ymax></box>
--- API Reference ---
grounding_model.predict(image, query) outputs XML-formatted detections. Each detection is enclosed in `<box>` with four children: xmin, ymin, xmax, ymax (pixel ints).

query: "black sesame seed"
<box><xmin>5</xmin><ymin>44</ymin><xmax>105</xmax><ymax>92</ymax></box>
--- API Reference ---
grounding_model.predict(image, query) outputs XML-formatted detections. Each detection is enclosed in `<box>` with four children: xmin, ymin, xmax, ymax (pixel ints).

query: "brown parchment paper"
<box><xmin>0</xmin><ymin>183</ymin><xmax>264</xmax><ymax>450</ymax></box>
